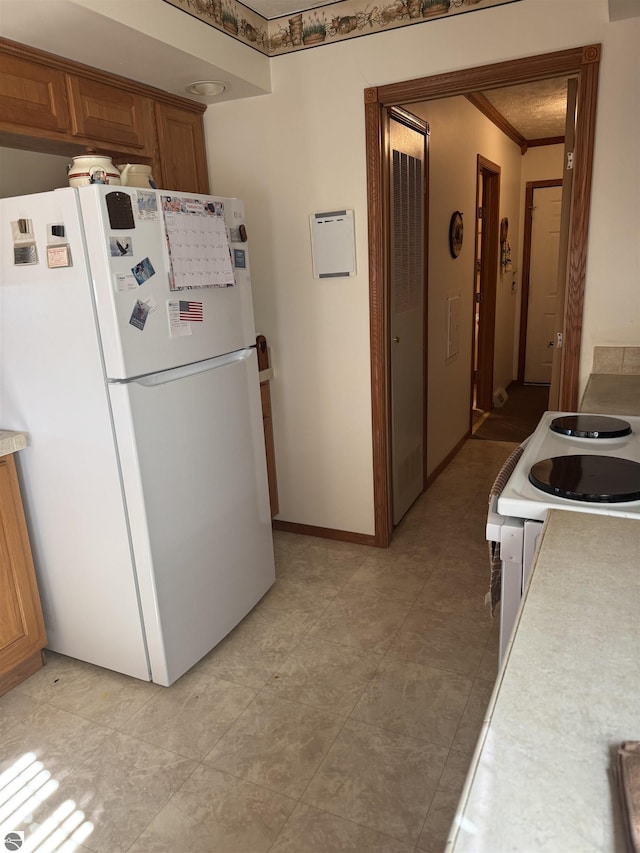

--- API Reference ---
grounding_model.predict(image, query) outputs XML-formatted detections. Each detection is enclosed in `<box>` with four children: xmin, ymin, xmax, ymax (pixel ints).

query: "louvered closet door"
<box><xmin>390</xmin><ymin>119</ymin><xmax>426</xmax><ymax>525</ymax></box>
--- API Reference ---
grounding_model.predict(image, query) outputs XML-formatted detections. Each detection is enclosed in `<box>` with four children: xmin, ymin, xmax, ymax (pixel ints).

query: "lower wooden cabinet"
<box><xmin>0</xmin><ymin>453</ymin><xmax>46</xmax><ymax>696</ymax></box>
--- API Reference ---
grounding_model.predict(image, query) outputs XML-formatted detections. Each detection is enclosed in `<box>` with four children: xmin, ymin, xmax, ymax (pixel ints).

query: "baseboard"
<box><xmin>272</xmin><ymin>519</ymin><xmax>378</xmax><ymax>548</ymax></box>
<box><xmin>425</xmin><ymin>429</ymin><xmax>471</xmax><ymax>488</ymax></box>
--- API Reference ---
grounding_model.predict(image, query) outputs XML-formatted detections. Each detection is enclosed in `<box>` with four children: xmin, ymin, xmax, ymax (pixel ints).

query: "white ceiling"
<box><xmin>0</xmin><ymin>0</ymin><xmax>268</xmax><ymax>103</ymax></box>
<box><xmin>478</xmin><ymin>77</ymin><xmax>571</xmax><ymax>139</ymax></box>
<box><xmin>242</xmin><ymin>0</ymin><xmax>342</xmax><ymax>18</ymax></box>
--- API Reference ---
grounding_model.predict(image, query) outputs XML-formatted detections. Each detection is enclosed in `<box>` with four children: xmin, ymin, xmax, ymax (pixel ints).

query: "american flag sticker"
<box><xmin>179</xmin><ymin>301</ymin><xmax>203</xmax><ymax>322</ymax></box>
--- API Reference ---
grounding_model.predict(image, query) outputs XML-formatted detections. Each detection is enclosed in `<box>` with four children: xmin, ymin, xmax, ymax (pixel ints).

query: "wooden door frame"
<box><xmin>364</xmin><ymin>44</ymin><xmax>600</xmax><ymax>547</ymax></box>
<box><xmin>517</xmin><ymin>178</ymin><xmax>564</xmax><ymax>383</ymax></box>
<box><xmin>473</xmin><ymin>156</ymin><xmax>501</xmax><ymax>414</ymax></box>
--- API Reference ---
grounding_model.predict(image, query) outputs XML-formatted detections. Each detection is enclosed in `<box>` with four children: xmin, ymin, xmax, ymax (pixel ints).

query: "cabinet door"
<box><xmin>67</xmin><ymin>75</ymin><xmax>150</xmax><ymax>149</ymax></box>
<box><xmin>0</xmin><ymin>455</ymin><xmax>46</xmax><ymax>693</ymax></box>
<box><xmin>0</xmin><ymin>52</ymin><xmax>69</xmax><ymax>134</ymax></box>
<box><xmin>155</xmin><ymin>103</ymin><xmax>209</xmax><ymax>193</ymax></box>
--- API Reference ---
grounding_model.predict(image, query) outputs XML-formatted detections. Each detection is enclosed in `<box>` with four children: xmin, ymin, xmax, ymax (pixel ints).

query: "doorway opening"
<box><xmin>364</xmin><ymin>45</ymin><xmax>601</xmax><ymax>547</ymax></box>
<box><xmin>518</xmin><ymin>179</ymin><xmax>563</xmax><ymax>392</ymax></box>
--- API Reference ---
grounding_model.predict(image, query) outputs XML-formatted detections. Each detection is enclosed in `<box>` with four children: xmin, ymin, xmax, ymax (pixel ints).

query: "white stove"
<box><xmin>497</xmin><ymin>411</ymin><xmax>640</xmax><ymax>522</ymax></box>
<box><xmin>487</xmin><ymin>411</ymin><xmax>640</xmax><ymax>663</ymax></box>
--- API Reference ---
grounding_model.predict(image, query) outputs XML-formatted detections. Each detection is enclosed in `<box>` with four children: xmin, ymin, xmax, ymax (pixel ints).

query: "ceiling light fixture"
<box><xmin>186</xmin><ymin>80</ymin><xmax>226</xmax><ymax>97</ymax></box>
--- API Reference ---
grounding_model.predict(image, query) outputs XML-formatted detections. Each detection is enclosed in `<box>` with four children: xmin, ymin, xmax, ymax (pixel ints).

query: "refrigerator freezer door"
<box><xmin>109</xmin><ymin>346</ymin><xmax>275</xmax><ymax>686</ymax></box>
<box><xmin>0</xmin><ymin>189</ymin><xmax>150</xmax><ymax>679</ymax></box>
<box><xmin>77</xmin><ymin>185</ymin><xmax>258</xmax><ymax>380</ymax></box>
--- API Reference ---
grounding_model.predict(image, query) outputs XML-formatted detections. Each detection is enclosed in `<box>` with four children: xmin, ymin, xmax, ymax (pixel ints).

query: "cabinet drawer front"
<box><xmin>68</xmin><ymin>75</ymin><xmax>147</xmax><ymax>149</ymax></box>
<box><xmin>0</xmin><ymin>54</ymin><xmax>69</xmax><ymax>133</ymax></box>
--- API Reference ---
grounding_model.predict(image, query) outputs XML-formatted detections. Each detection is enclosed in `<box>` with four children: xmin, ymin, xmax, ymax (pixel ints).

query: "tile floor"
<box><xmin>0</xmin><ymin>438</ymin><xmax>516</xmax><ymax>853</ymax></box>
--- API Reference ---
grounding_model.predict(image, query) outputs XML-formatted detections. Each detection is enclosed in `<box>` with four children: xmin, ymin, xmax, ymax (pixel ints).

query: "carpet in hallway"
<box><xmin>472</xmin><ymin>383</ymin><xmax>549</xmax><ymax>443</ymax></box>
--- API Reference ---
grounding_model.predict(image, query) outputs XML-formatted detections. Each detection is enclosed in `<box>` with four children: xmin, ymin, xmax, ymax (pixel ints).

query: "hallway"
<box><xmin>473</xmin><ymin>381</ymin><xmax>549</xmax><ymax>443</ymax></box>
<box><xmin>0</xmin><ymin>438</ymin><xmax>516</xmax><ymax>852</ymax></box>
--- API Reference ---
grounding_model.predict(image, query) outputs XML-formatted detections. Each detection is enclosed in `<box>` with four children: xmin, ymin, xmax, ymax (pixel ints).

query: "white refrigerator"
<box><xmin>0</xmin><ymin>184</ymin><xmax>275</xmax><ymax>686</ymax></box>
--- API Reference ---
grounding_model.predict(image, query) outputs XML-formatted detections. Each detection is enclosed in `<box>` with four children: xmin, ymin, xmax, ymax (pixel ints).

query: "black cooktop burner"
<box><xmin>529</xmin><ymin>455</ymin><xmax>640</xmax><ymax>503</ymax></box>
<box><xmin>550</xmin><ymin>415</ymin><xmax>632</xmax><ymax>439</ymax></box>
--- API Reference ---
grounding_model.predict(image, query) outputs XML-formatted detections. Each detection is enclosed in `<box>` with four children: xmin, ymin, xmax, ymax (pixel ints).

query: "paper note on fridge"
<box><xmin>161</xmin><ymin>194</ymin><xmax>235</xmax><ymax>291</ymax></box>
<box><xmin>115</xmin><ymin>272</ymin><xmax>138</xmax><ymax>292</ymax></box>
<box><xmin>167</xmin><ymin>300</ymin><xmax>192</xmax><ymax>337</ymax></box>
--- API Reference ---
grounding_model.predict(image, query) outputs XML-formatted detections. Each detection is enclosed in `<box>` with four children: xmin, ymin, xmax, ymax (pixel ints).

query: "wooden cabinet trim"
<box><xmin>260</xmin><ymin>381</ymin><xmax>279</xmax><ymax>518</ymax></box>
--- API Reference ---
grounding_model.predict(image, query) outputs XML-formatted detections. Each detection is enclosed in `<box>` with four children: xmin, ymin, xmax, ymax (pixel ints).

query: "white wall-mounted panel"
<box><xmin>310</xmin><ymin>210</ymin><xmax>356</xmax><ymax>278</ymax></box>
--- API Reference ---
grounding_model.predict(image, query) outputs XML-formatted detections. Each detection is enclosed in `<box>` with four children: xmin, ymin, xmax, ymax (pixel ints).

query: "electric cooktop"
<box><xmin>549</xmin><ymin>414</ymin><xmax>632</xmax><ymax>439</ymax></box>
<box><xmin>496</xmin><ymin>411</ymin><xmax>640</xmax><ymax>522</ymax></box>
<box><xmin>529</xmin><ymin>454</ymin><xmax>640</xmax><ymax>503</ymax></box>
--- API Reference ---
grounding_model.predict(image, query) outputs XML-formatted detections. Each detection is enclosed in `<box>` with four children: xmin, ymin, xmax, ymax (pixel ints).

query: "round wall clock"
<box><xmin>449</xmin><ymin>211</ymin><xmax>464</xmax><ymax>258</ymax></box>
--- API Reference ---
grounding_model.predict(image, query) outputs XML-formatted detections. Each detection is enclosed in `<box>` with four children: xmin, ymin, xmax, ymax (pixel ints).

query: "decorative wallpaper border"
<box><xmin>164</xmin><ymin>0</ymin><xmax>519</xmax><ymax>57</ymax></box>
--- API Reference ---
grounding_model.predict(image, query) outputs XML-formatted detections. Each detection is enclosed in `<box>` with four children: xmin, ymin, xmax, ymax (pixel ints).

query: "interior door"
<box><xmin>389</xmin><ymin>110</ymin><xmax>427</xmax><ymax>525</ymax></box>
<box><xmin>524</xmin><ymin>185</ymin><xmax>563</xmax><ymax>383</ymax></box>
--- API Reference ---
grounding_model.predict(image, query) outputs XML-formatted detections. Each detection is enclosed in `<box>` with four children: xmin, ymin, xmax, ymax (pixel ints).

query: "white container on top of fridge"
<box><xmin>0</xmin><ymin>184</ymin><xmax>275</xmax><ymax>686</ymax></box>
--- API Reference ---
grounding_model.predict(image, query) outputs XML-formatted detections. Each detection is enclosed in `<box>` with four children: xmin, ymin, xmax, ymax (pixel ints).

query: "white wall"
<box><xmin>0</xmin><ymin>148</ymin><xmax>70</xmax><ymax>198</ymax></box>
<box><xmin>204</xmin><ymin>0</ymin><xmax>640</xmax><ymax>536</ymax></box>
<box><xmin>206</xmin><ymin>51</ymin><xmax>375</xmax><ymax>535</ymax></box>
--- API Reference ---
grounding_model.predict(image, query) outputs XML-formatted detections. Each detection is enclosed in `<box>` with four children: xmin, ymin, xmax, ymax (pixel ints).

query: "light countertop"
<box><xmin>0</xmin><ymin>430</ymin><xmax>28</xmax><ymax>458</ymax></box>
<box><xmin>580</xmin><ymin>373</ymin><xmax>640</xmax><ymax>416</ymax></box>
<box><xmin>446</xmin><ymin>510</ymin><xmax>640</xmax><ymax>852</ymax></box>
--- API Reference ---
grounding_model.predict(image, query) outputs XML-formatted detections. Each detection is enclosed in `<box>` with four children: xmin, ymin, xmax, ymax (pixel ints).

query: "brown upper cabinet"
<box><xmin>0</xmin><ymin>51</ymin><xmax>70</xmax><ymax>134</ymax></box>
<box><xmin>67</xmin><ymin>75</ymin><xmax>152</xmax><ymax>151</ymax></box>
<box><xmin>0</xmin><ymin>37</ymin><xmax>209</xmax><ymax>194</ymax></box>
<box><xmin>155</xmin><ymin>103</ymin><xmax>209</xmax><ymax>196</ymax></box>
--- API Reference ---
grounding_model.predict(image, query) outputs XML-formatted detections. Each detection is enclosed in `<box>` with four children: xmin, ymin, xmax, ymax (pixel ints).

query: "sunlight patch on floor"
<box><xmin>0</xmin><ymin>753</ymin><xmax>93</xmax><ymax>852</ymax></box>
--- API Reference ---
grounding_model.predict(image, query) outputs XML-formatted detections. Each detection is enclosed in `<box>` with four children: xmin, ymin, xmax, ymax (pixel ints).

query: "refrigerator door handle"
<box><xmin>112</xmin><ymin>348</ymin><xmax>255</xmax><ymax>387</ymax></box>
